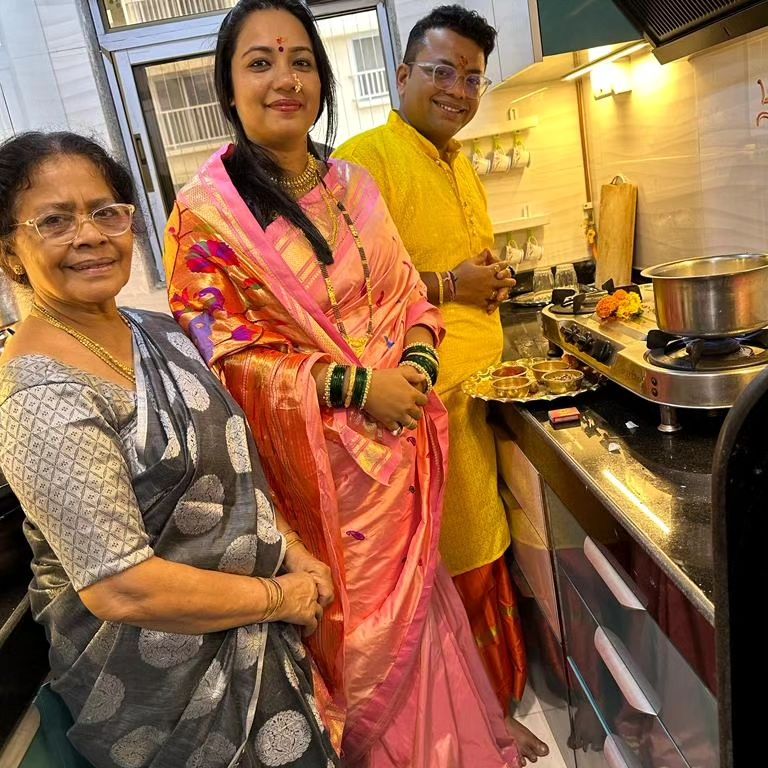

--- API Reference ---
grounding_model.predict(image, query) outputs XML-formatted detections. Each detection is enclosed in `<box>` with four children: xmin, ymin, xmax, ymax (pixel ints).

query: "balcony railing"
<box><xmin>157</xmin><ymin>102</ymin><xmax>230</xmax><ymax>150</ymax></box>
<box><xmin>355</xmin><ymin>67</ymin><xmax>389</xmax><ymax>102</ymax></box>
<box><xmin>119</xmin><ymin>0</ymin><xmax>234</xmax><ymax>25</ymax></box>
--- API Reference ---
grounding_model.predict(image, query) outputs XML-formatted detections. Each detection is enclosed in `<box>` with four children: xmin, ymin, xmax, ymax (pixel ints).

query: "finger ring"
<box><xmin>488</xmin><ymin>291</ymin><xmax>497</xmax><ymax>302</ymax></box>
<box><xmin>391</xmin><ymin>425</ymin><xmax>404</xmax><ymax>436</ymax></box>
<box><xmin>406</xmin><ymin>418</ymin><xmax>418</xmax><ymax>430</ymax></box>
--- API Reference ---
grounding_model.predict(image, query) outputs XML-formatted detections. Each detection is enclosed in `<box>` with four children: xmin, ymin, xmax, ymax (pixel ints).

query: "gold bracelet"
<box><xmin>344</xmin><ymin>366</ymin><xmax>357</xmax><ymax>408</ymax></box>
<box><xmin>403</xmin><ymin>342</ymin><xmax>439</xmax><ymax>362</ymax></box>
<box><xmin>259</xmin><ymin>578</ymin><xmax>277</xmax><ymax>621</ymax></box>
<box><xmin>323</xmin><ymin>363</ymin><xmax>337</xmax><ymax>408</ymax></box>
<box><xmin>285</xmin><ymin>538</ymin><xmax>304</xmax><ymax>552</ymax></box>
<box><xmin>437</xmin><ymin>272</ymin><xmax>444</xmax><ymax>305</ymax></box>
<box><xmin>399</xmin><ymin>360</ymin><xmax>433</xmax><ymax>394</ymax></box>
<box><xmin>267</xmin><ymin>578</ymin><xmax>284</xmax><ymax>620</ymax></box>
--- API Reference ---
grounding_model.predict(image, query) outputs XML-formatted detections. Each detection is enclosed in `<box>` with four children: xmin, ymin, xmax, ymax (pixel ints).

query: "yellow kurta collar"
<box><xmin>388</xmin><ymin>110</ymin><xmax>463</xmax><ymax>165</ymax></box>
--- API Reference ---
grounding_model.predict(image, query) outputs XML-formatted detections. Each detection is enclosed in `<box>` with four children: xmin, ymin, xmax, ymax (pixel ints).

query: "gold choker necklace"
<box><xmin>272</xmin><ymin>153</ymin><xmax>320</xmax><ymax>198</ymax></box>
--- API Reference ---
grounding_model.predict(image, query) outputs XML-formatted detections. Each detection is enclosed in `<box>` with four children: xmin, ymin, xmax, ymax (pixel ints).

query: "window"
<box><xmin>351</xmin><ymin>35</ymin><xmax>389</xmax><ymax>101</ymax></box>
<box><xmin>100</xmin><ymin>0</ymin><xmax>235</xmax><ymax>29</ymax></box>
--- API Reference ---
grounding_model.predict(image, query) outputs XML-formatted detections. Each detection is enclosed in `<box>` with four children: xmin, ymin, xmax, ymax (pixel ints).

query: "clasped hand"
<box><xmin>452</xmin><ymin>249</ymin><xmax>517</xmax><ymax>313</ymax></box>
<box><xmin>363</xmin><ymin>366</ymin><xmax>428</xmax><ymax>434</ymax></box>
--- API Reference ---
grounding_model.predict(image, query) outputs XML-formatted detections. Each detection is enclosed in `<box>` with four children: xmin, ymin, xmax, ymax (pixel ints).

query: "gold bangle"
<box><xmin>437</xmin><ymin>272</ymin><xmax>444</xmax><ymax>306</ymax></box>
<box><xmin>285</xmin><ymin>538</ymin><xmax>304</xmax><ymax>551</ymax></box>
<box><xmin>323</xmin><ymin>363</ymin><xmax>337</xmax><ymax>408</ymax></box>
<box><xmin>344</xmin><ymin>366</ymin><xmax>357</xmax><ymax>408</ymax></box>
<box><xmin>259</xmin><ymin>578</ymin><xmax>276</xmax><ymax>621</ymax></box>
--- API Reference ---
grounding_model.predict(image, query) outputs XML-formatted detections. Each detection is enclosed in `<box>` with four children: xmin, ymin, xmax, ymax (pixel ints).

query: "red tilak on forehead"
<box><xmin>276</xmin><ymin>36</ymin><xmax>285</xmax><ymax>52</ymax></box>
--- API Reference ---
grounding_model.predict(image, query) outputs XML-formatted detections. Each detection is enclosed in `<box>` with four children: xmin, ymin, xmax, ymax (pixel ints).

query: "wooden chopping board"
<box><xmin>595</xmin><ymin>177</ymin><xmax>637</xmax><ymax>288</ymax></box>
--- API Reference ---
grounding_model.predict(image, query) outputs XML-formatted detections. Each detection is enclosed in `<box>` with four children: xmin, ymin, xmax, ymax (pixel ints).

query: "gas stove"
<box><xmin>540</xmin><ymin>284</ymin><xmax>768</xmax><ymax>432</ymax></box>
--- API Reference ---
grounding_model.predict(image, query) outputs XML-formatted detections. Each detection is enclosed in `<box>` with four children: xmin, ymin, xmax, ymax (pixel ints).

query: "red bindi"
<box><xmin>276</xmin><ymin>36</ymin><xmax>285</xmax><ymax>53</ymax></box>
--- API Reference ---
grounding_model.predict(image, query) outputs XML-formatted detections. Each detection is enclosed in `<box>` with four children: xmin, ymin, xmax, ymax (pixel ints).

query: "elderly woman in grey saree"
<box><xmin>0</xmin><ymin>131</ymin><xmax>339</xmax><ymax>768</ymax></box>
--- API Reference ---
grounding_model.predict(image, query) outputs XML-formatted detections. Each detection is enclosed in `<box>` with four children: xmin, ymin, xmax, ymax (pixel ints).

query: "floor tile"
<box><xmin>515</xmin><ymin>710</ymin><xmax>570</xmax><ymax>768</ymax></box>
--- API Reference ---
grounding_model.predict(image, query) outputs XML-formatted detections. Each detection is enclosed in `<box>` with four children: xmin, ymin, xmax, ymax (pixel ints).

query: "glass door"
<box><xmin>104</xmin><ymin>3</ymin><xmax>396</xmax><ymax>267</ymax></box>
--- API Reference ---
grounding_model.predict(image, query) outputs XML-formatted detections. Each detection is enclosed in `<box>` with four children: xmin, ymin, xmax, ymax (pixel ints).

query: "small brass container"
<box><xmin>531</xmin><ymin>359</ymin><xmax>570</xmax><ymax>382</ymax></box>
<box><xmin>542</xmin><ymin>369</ymin><xmax>584</xmax><ymax>394</ymax></box>
<box><xmin>492</xmin><ymin>375</ymin><xmax>531</xmax><ymax>398</ymax></box>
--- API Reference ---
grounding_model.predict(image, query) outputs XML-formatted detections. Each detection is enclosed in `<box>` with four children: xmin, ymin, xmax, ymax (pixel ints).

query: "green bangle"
<box><xmin>403</xmin><ymin>352</ymin><xmax>438</xmax><ymax>384</ymax></box>
<box><xmin>359</xmin><ymin>367</ymin><xmax>373</xmax><ymax>409</ymax></box>
<box><xmin>352</xmin><ymin>366</ymin><xmax>367</xmax><ymax>408</ymax></box>
<box><xmin>399</xmin><ymin>360</ymin><xmax>433</xmax><ymax>394</ymax></box>
<box><xmin>402</xmin><ymin>343</ymin><xmax>439</xmax><ymax>362</ymax></box>
<box><xmin>330</xmin><ymin>364</ymin><xmax>347</xmax><ymax>408</ymax></box>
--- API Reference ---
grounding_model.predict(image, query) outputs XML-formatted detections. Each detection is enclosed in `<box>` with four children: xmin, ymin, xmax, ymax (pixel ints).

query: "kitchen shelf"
<box><xmin>492</xmin><ymin>215</ymin><xmax>550</xmax><ymax>234</ymax></box>
<box><xmin>457</xmin><ymin>114</ymin><xmax>539</xmax><ymax>142</ymax></box>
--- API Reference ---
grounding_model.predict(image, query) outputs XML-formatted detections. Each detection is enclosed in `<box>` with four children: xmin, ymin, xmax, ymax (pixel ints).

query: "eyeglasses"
<box><xmin>14</xmin><ymin>203</ymin><xmax>136</xmax><ymax>245</ymax></box>
<box><xmin>407</xmin><ymin>62</ymin><xmax>492</xmax><ymax>98</ymax></box>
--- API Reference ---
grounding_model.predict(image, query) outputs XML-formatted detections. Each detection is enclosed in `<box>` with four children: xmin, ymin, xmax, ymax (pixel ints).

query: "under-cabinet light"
<box><xmin>562</xmin><ymin>42</ymin><xmax>649</xmax><ymax>82</ymax></box>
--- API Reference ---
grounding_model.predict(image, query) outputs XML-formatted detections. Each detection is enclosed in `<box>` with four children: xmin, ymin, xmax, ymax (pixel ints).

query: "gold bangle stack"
<box><xmin>360</xmin><ymin>366</ymin><xmax>373</xmax><ymax>409</ymax></box>
<box><xmin>259</xmin><ymin>577</ymin><xmax>285</xmax><ymax>622</ymax></box>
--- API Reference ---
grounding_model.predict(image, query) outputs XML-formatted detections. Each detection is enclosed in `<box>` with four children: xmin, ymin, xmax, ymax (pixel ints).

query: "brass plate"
<box><xmin>462</xmin><ymin>360</ymin><xmax>602</xmax><ymax>404</ymax></box>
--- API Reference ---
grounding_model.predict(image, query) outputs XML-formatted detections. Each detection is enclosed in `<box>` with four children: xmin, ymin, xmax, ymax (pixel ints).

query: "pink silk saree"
<box><xmin>163</xmin><ymin>148</ymin><xmax>520</xmax><ymax>767</ymax></box>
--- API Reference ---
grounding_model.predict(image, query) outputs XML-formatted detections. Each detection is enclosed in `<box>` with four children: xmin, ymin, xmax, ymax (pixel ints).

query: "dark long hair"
<box><xmin>214</xmin><ymin>0</ymin><xmax>338</xmax><ymax>264</ymax></box>
<box><xmin>0</xmin><ymin>131</ymin><xmax>138</xmax><ymax>286</ymax></box>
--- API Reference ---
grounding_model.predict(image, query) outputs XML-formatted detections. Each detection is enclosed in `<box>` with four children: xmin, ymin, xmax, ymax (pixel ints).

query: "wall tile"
<box><xmin>35</xmin><ymin>0</ymin><xmax>88</xmax><ymax>53</ymax></box>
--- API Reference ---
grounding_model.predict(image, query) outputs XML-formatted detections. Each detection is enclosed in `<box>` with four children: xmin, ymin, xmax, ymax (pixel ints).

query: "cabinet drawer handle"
<box><xmin>583</xmin><ymin>537</ymin><xmax>645</xmax><ymax>611</ymax></box>
<box><xmin>604</xmin><ymin>733</ymin><xmax>639</xmax><ymax>768</ymax></box>
<box><xmin>594</xmin><ymin>627</ymin><xmax>660</xmax><ymax>715</ymax></box>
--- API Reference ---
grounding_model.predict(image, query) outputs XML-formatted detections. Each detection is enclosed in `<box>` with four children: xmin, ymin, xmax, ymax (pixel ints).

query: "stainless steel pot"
<box><xmin>641</xmin><ymin>254</ymin><xmax>768</xmax><ymax>338</ymax></box>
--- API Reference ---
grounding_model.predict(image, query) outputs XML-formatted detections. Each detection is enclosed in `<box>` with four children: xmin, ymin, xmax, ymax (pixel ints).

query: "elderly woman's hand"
<box><xmin>274</xmin><ymin>571</ymin><xmax>323</xmax><ymax>636</ymax></box>
<box><xmin>283</xmin><ymin>543</ymin><xmax>335</xmax><ymax>608</ymax></box>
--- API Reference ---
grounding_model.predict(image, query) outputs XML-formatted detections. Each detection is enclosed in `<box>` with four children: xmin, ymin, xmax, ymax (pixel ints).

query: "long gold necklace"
<box><xmin>31</xmin><ymin>303</ymin><xmax>135</xmax><ymax>384</ymax></box>
<box><xmin>272</xmin><ymin>153</ymin><xmax>375</xmax><ymax>356</ymax></box>
<box><xmin>316</xmin><ymin>178</ymin><xmax>375</xmax><ymax>357</ymax></box>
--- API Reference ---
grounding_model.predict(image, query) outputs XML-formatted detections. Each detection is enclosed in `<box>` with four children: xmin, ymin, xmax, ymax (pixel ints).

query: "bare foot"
<box><xmin>506</xmin><ymin>717</ymin><xmax>550</xmax><ymax>766</ymax></box>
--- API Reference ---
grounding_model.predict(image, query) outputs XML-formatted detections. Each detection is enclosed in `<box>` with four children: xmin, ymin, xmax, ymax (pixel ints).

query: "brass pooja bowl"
<box><xmin>490</xmin><ymin>363</ymin><xmax>528</xmax><ymax>380</ymax></box>
<box><xmin>542</xmin><ymin>369</ymin><xmax>584</xmax><ymax>394</ymax></box>
<box><xmin>492</xmin><ymin>375</ymin><xmax>531</xmax><ymax>398</ymax></box>
<box><xmin>531</xmin><ymin>359</ymin><xmax>570</xmax><ymax>382</ymax></box>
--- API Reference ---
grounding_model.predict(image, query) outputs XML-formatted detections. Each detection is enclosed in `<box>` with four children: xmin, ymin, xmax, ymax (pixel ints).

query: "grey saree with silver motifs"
<box><xmin>0</xmin><ymin>309</ymin><xmax>337</xmax><ymax>768</ymax></box>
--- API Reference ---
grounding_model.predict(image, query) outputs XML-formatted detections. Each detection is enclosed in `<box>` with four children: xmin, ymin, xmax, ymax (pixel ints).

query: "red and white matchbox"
<box><xmin>548</xmin><ymin>407</ymin><xmax>580</xmax><ymax>425</ymax></box>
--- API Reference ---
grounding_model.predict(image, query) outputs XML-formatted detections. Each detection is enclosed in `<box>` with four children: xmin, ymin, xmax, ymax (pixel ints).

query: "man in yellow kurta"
<box><xmin>335</xmin><ymin>5</ymin><xmax>548</xmax><ymax>763</ymax></box>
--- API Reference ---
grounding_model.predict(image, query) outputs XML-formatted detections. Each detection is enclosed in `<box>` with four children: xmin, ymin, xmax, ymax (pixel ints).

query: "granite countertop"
<box><xmin>496</xmin><ymin>384</ymin><xmax>719</xmax><ymax>625</ymax></box>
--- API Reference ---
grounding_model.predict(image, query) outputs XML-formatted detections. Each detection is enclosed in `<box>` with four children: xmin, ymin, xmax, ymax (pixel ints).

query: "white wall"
<box><xmin>583</xmin><ymin>27</ymin><xmax>768</xmax><ymax>270</ymax></box>
<box><xmin>464</xmin><ymin>80</ymin><xmax>590</xmax><ymax>270</ymax></box>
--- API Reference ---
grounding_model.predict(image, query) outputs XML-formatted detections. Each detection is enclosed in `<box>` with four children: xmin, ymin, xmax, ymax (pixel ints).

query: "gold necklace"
<box><xmin>316</xmin><ymin>179</ymin><xmax>375</xmax><ymax>357</ymax></box>
<box><xmin>30</xmin><ymin>303</ymin><xmax>135</xmax><ymax>384</ymax></box>
<box><xmin>271</xmin><ymin>152</ymin><xmax>319</xmax><ymax>198</ymax></box>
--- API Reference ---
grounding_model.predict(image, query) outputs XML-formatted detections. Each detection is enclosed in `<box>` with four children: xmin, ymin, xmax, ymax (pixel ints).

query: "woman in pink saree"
<box><xmin>164</xmin><ymin>2</ymin><xmax>521</xmax><ymax>765</ymax></box>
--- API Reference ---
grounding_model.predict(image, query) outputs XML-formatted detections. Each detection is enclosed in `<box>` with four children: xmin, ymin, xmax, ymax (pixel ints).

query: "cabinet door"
<box><xmin>537</xmin><ymin>0</ymin><xmax>639</xmax><ymax>56</ymax></box>
<box><xmin>493</xmin><ymin>0</ymin><xmax>543</xmax><ymax>80</ymax></box>
<box><xmin>463</xmin><ymin>1</ymin><xmax>503</xmax><ymax>85</ymax></box>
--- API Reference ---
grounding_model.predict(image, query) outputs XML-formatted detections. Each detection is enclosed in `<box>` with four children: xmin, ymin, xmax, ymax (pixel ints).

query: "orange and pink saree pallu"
<box><xmin>163</xmin><ymin>148</ymin><xmax>520</xmax><ymax>767</ymax></box>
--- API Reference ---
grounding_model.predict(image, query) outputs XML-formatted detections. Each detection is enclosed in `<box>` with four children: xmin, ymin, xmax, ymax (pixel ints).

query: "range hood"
<box><xmin>612</xmin><ymin>0</ymin><xmax>768</xmax><ymax>63</ymax></box>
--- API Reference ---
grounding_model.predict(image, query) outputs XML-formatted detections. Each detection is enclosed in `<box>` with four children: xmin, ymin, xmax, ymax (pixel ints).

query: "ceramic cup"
<box><xmin>526</xmin><ymin>236</ymin><xmax>544</xmax><ymax>262</ymax></box>
<box><xmin>472</xmin><ymin>151</ymin><xmax>491</xmax><ymax>175</ymax></box>
<box><xmin>504</xmin><ymin>241</ymin><xmax>525</xmax><ymax>268</ymax></box>
<box><xmin>491</xmin><ymin>148</ymin><xmax>512</xmax><ymax>173</ymax></box>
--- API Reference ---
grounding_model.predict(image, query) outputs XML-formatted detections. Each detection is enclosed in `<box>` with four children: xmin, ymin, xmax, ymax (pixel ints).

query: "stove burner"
<box><xmin>549</xmin><ymin>288</ymin><xmax>599</xmax><ymax>316</ymax></box>
<box><xmin>646</xmin><ymin>330</ymin><xmax>768</xmax><ymax>371</ymax></box>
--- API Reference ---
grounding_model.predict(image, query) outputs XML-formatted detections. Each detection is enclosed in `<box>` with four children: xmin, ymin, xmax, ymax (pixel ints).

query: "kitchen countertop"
<box><xmin>495</xmin><ymin>384</ymin><xmax>719</xmax><ymax>626</ymax></box>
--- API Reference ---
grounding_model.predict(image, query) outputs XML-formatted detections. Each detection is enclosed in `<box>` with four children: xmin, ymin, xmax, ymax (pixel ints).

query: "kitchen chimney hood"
<box><xmin>612</xmin><ymin>0</ymin><xmax>768</xmax><ymax>63</ymax></box>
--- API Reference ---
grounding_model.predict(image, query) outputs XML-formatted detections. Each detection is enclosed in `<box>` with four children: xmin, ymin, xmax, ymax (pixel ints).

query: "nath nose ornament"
<box><xmin>293</xmin><ymin>74</ymin><xmax>304</xmax><ymax>93</ymax></box>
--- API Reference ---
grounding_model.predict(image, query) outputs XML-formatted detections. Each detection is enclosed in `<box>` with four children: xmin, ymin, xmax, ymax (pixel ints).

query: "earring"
<box><xmin>11</xmin><ymin>264</ymin><xmax>24</xmax><ymax>276</ymax></box>
<box><xmin>293</xmin><ymin>74</ymin><xmax>304</xmax><ymax>94</ymax></box>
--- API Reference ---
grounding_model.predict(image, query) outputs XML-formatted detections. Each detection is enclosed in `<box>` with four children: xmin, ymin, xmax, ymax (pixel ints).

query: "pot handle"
<box><xmin>610</xmin><ymin>174</ymin><xmax>630</xmax><ymax>185</ymax></box>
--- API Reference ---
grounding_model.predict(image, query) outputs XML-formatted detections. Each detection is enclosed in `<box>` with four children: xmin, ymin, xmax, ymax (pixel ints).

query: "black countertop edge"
<box><xmin>495</xmin><ymin>398</ymin><xmax>715</xmax><ymax>626</ymax></box>
<box><xmin>0</xmin><ymin>595</ymin><xmax>30</xmax><ymax>649</ymax></box>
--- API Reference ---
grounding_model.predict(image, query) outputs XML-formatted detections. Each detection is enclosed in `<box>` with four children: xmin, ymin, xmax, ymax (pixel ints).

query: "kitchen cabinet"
<box><xmin>388</xmin><ymin>0</ymin><xmax>543</xmax><ymax>82</ymax></box>
<box><xmin>536</xmin><ymin>0</ymin><xmax>639</xmax><ymax>56</ymax></box>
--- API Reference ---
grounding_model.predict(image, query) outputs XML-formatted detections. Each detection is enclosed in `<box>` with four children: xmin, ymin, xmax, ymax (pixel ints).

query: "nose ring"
<box><xmin>293</xmin><ymin>74</ymin><xmax>304</xmax><ymax>93</ymax></box>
